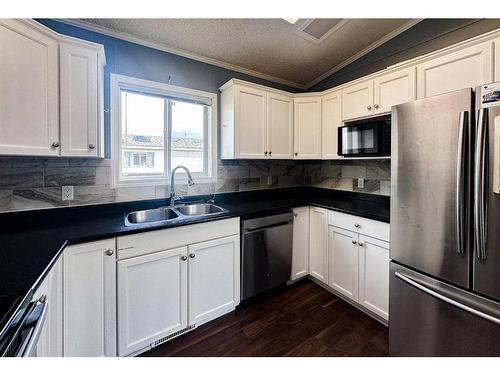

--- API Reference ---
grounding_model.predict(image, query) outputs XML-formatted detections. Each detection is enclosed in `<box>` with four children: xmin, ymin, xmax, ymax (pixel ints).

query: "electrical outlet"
<box><xmin>357</xmin><ymin>178</ymin><xmax>365</xmax><ymax>189</ymax></box>
<box><xmin>267</xmin><ymin>176</ymin><xmax>273</xmax><ymax>186</ymax></box>
<box><xmin>62</xmin><ymin>186</ymin><xmax>74</xmax><ymax>201</ymax></box>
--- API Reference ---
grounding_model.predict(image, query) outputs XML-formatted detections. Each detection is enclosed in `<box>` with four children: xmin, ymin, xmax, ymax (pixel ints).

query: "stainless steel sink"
<box><xmin>175</xmin><ymin>203</ymin><xmax>226</xmax><ymax>216</ymax></box>
<box><xmin>125</xmin><ymin>203</ymin><xmax>227</xmax><ymax>225</ymax></box>
<box><xmin>126</xmin><ymin>207</ymin><xmax>179</xmax><ymax>224</ymax></box>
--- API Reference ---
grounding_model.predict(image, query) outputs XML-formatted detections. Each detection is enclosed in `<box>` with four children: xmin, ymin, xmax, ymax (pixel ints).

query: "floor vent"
<box><xmin>151</xmin><ymin>325</ymin><xmax>196</xmax><ymax>348</ymax></box>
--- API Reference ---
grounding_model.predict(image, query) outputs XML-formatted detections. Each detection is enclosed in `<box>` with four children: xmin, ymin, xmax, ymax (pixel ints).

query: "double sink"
<box><xmin>125</xmin><ymin>203</ymin><xmax>228</xmax><ymax>226</ymax></box>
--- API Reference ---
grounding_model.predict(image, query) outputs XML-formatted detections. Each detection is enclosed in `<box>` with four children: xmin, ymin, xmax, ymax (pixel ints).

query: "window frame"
<box><xmin>110</xmin><ymin>74</ymin><xmax>217</xmax><ymax>188</ymax></box>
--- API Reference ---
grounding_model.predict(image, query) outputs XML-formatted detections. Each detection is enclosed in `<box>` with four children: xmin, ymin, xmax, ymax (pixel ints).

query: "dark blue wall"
<box><xmin>38</xmin><ymin>19</ymin><xmax>300</xmax><ymax>158</ymax></box>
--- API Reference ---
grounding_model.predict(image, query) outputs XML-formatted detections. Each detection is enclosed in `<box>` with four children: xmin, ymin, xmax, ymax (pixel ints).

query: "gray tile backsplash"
<box><xmin>0</xmin><ymin>156</ymin><xmax>390</xmax><ymax>212</ymax></box>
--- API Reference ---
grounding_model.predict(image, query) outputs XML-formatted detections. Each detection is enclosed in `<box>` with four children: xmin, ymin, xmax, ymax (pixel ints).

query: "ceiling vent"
<box><xmin>295</xmin><ymin>19</ymin><xmax>350</xmax><ymax>44</ymax></box>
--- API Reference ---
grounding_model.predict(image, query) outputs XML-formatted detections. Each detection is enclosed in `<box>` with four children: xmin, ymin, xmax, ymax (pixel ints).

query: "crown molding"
<box><xmin>55</xmin><ymin>18</ymin><xmax>423</xmax><ymax>91</ymax></box>
<box><xmin>55</xmin><ymin>18</ymin><xmax>308</xmax><ymax>90</ymax></box>
<box><xmin>304</xmin><ymin>19</ymin><xmax>424</xmax><ymax>89</ymax></box>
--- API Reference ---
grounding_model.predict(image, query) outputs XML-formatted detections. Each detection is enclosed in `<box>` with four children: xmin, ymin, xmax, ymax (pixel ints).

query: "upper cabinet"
<box><xmin>293</xmin><ymin>96</ymin><xmax>322</xmax><ymax>159</ymax></box>
<box><xmin>0</xmin><ymin>19</ymin><xmax>60</xmax><ymax>156</ymax></box>
<box><xmin>342</xmin><ymin>67</ymin><xmax>416</xmax><ymax>121</ymax></box>
<box><xmin>342</xmin><ymin>80</ymin><xmax>374</xmax><ymax>121</ymax></box>
<box><xmin>0</xmin><ymin>19</ymin><xmax>105</xmax><ymax>157</ymax></box>
<box><xmin>221</xmin><ymin>81</ymin><xmax>293</xmax><ymax>159</ymax></box>
<box><xmin>417</xmin><ymin>41</ymin><xmax>493</xmax><ymax>99</ymax></box>
<box><xmin>321</xmin><ymin>91</ymin><xmax>342</xmax><ymax>159</ymax></box>
<box><xmin>496</xmin><ymin>39</ymin><xmax>500</xmax><ymax>82</ymax></box>
<box><xmin>373</xmin><ymin>67</ymin><xmax>416</xmax><ymax>114</ymax></box>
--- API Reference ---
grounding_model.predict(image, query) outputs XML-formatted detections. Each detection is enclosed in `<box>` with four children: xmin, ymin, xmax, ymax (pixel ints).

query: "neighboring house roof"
<box><xmin>123</xmin><ymin>134</ymin><xmax>203</xmax><ymax>149</ymax></box>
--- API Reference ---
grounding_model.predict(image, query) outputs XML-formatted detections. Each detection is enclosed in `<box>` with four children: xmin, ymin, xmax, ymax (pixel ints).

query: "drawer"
<box><xmin>117</xmin><ymin>217</ymin><xmax>240</xmax><ymax>260</ymax></box>
<box><xmin>328</xmin><ymin>210</ymin><xmax>389</xmax><ymax>242</ymax></box>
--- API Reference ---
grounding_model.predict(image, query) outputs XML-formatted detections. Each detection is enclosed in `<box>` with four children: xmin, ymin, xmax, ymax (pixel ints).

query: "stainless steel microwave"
<box><xmin>338</xmin><ymin>115</ymin><xmax>391</xmax><ymax>157</ymax></box>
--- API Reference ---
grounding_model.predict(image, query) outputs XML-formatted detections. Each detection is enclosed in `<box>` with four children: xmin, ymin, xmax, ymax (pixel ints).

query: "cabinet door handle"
<box><xmin>269</xmin><ymin>151</ymin><xmax>272</xmax><ymax>156</ymax></box>
<box><xmin>367</xmin><ymin>105</ymin><xmax>372</xmax><ymax>110</ymax></box>
<box><xmin>374</xmin><ymin>104</ymin><xmax>379</xmax><ymax>109</ymax></box>
<box><xmin>189</xmin><ymin>253</ymin><xmax>196</xmax><ymax>259</ymax></box>
<box><xmin>264</xmin><ymin>151</ymin><xmax>268</xmax><ymax>156</ymax></box>
<box><xmin>181</xmin><ymin>255</ymin><xmax>188</xmax><ymax>261</ymax></box>
<box><xmin>294</xmin><ymin>152</ymin><xmax>298</xmax><ymax>156</ymax></box>
<box><xmin>358</xmin><ymin>242</ymin><xmax>364</xmax><ymax>247</ymax></box>
<box><xmin>352</xmin><ymin>239</ymin><xmax>357</xmax><ymax>245</ymax></box>
<box><xmin>88</xmin><ymin>144</ymin><xmax>96</xmax><ymax>149</ymax></box>
<box><xmin>51</xmin><ymin>141</ymin><xmax>60</xmax><ymax>148</ymax></box>
<box><xmin>354</xmin><ymin>223</ymin><xmax>361</xmax><ymax>228</ymax></box>
<box><xmin>105</xmin><ymin>249</ymin><xmax>114</xmax><ymax>256</ymax></box>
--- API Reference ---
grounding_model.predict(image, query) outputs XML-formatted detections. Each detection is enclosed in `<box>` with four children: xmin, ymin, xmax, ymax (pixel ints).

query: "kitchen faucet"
<box><xmin>169</xmin><ymin>165</ymin><xmax>195</xmax><ymax>206</ymax></box>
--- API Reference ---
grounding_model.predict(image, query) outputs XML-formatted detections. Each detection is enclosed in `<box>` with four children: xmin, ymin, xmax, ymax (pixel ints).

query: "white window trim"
<box><xmin>110</xmin><ymin>73</ymin><xmax>218</xmax><ymax>188</ymax></box>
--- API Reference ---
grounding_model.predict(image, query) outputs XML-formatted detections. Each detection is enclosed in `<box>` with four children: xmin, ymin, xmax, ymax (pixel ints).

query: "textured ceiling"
<box><xmin>75</xmin><ymin>18</ymin><xmax>418</xmax><ymax>88</ymax></box>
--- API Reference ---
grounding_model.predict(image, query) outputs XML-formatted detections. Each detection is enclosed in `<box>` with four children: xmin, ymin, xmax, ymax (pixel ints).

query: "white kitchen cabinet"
<box><xmin>309</xmin><ymin>207</ymin><xmax>328</xmax><ymax>283</ymax></box>
<box><xmin>417</xmin><ymin>41</ymin><xmax>494</xmax><ymax>99</ymax></box>
<box><xmin>34</xmin><ymin>257</ymin><xmax>63</xmax><ymax>357</ymax></box>
<box><xmin>117</xmin><ymin>246</ymin><xmax>188</xmax><ymax>357</ymax></box>
<box><xmin>293</xmin><ymin>96</ymin><xmax>322</xmax><ymax>159</ymax></box>
<box><xmin>373</xmin><ymin>67</ymin><xmax>416</xmax><ymax>114</ymax></box>
<box><xmin>63</xmin><ymin>239</ymin><xmax>116</xmax><ymax>357</ymax></box>
<box><xmin>60</xmin><ymin>41</ymin><xmax>104</xmax><ymax>157</ymax></box>
<box><xmin>267</xmin><ymin>92</ymin><xmax>294</xmax><ymax>158</ymax></box>
<box><xmin>0</xmin><ymin>19</ymin><xmax>105</xmax><ymax>157</ymax></box>
<box><xmin>321</xmin><ymin>91</ymin><xmax>342</xmax><ymax>159</ymax></box>
<box><xmin>495</xmin><ymin>39</ymin><xmax>500</xmax><ymax>82</ymax></box>
<box><xmin>358</xmin><ymin>234</ymin><xmax>390</xmax><ymax>320</ymax></box>
<box><xmin>0</xmin><ymin>19</ymin><xmax>59</xmax><ymax>156</ymax></box>
<box><xmin>188</xmin><ymin>235</ymin><xmax>240</xmax><ymax>326</ymax></box>
<box><xmin>342</xmin><ymin>80</ymin><xmax>374</xmax><ymax>121</ymax></box>
<box><xmin>328</xmin><ymin>225</ymin><xmax>359</xmax><ymax>301</ymax></box>
<box><xmin>291</xmin><ymin>206</ymin><xmax>310</xmax><ymax>280</ymax></box>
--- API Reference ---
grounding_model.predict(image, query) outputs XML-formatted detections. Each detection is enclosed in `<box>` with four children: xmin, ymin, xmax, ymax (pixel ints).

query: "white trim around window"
<box><xmin>110</xmin><ymin>73</ymin><xmax>218</xmax><ymax>188</ymax></box>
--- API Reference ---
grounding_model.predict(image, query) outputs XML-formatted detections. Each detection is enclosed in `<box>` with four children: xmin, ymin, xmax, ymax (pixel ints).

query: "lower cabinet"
<box><xmin>117</xmin><ymin>246</ymin><xmax>188</xmax><ymax>357</ymax></box>
<box><xmin>63</xmin><ymin>238</ymin><xmax>116</xmax><ymax>357</ymax></box>
<box><xmin>358</xmin><ymin>234</ymin><xmax>390</xmax><ymax>320</ymax></box>
<box><xmin>328</xmin><ymin>226</ymin><xmax>359</xmax><ymax>301</ymax></box>
<box><xmin>291</xmin><ymin>206</ymin><xmax>309</xmax><ymax>280</ymax></box>
<box><xmin>309</xmin><ymin>207</ymin><xmax>328</xmax><ymax>283</ymax></box>
<box><xmin>116</xmin><ymin>230</ymin><xmax>240</xmax><ymax>356</ymax></box>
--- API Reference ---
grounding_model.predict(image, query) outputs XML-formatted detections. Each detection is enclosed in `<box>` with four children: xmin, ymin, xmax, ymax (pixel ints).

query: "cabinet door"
<box><xmin>63</xmin><ymin>239</ymin><xmax>116</xmax><ymax>357</ymax></box>
<box><xmin>235</xmin><ymin>85</ymin><xmax>267</xmax><ymax>159</ymax></box>
<box><xmin>0</xmin><ymin>20</ymin><xmax>59</xmax><ymax>156</ymax></box>
<box><xmin>293</xmin><ymin>97</ymin><xmax>322</xmax><ymax>159</ymax></box>
<box><xmin>267</xmin><ymin>92</ymin><xmax>293</xmax><ymax>159</ymax></box>
<box><xmin>34</xmin><ymin>257</ymin><xmax>63</xmax><ymax>357</ymax></box>
<box><xmin>417</xmin><ymin>41</ymin><xmax>493</xmax><ymax>99</ymax></box>
<box><xmin>328</xmin><ymin>226</ymin><xmax>358</xmax><ymax>301</ymax></box>
<box><xmin>321</xmin><ymin>91</ymin><xmax>342</xmax><ymax>159</ymax></box>
<box><xmin>309</xmin><ymin>207</ymin><xmax>328</xmax><ymax>283</ymax></box>
<box><xmin>188</xmin><ymin>235</ymin><xmax>240</xmax><ymax>326</ymax></box>
<box><xmin>117</xmin><ymin>246</ymin><xmax>188</xmax><ymax>356</ymax></box>
<box><xmin>60</xmin><ymin>42</ymin><xmax>99</xmax><ymax>157</ymax></box>
<box><xmin>291</xmin><ymin>206</ymin><xmax>310</xmax><ymax>280</ymax></box>
<box><xmin>373</xmin><ymin>67</ymin><xmax>416</xmax><ymax>114</ymax></box>
<box><xmin>342</xmin><ymin>80</ymin><xmax>374</xmax><ymax>121</ymax></box>
<box><xmin>358</xmin><ymin>234</ymin><xmax>389</xmax><ymax>320</ymax></box>
<box><xmin>495</xmin><ymin>39</ymin><xmax>500</xmax><ymax>82</ymax></box>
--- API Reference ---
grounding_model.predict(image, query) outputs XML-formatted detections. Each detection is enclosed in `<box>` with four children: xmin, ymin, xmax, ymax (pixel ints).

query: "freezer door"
<box><xmin>391</xmin><ymin>88</ymin><xmax>472</xmax><ymax>288</ymax></box>
<box><xmin>473</xmin><ymin>102</ymin><xmax>500</xmax><ymax>300</ymax></box>
<box><xmin>389</xmin><ymin>262</ymin><xmax>500</xmax><ymax>356</ymax></box>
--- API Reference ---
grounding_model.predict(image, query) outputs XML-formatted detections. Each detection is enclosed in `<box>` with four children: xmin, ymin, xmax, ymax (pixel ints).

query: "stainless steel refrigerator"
<box><xmin>389</xmin><ymin>83</ymin><xmax>500</xmax><ymax>356</ymax></box>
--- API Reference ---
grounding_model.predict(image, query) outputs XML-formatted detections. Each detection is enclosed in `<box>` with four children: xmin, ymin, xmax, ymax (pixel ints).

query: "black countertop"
<box><xmin>0</xmin><ymin>186</ymin><xmax>389</xmax><ymax>336</ymax></box>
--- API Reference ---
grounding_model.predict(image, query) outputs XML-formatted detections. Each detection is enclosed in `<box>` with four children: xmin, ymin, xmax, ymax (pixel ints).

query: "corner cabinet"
<box><xmin>220</xmin><ymin>80</ymin><xmax>293</xmax><ymax>159</ymax></box>
<box><xmin>321</xmin><ymin>91</ymin><xmax>342</xmax><ymax>159</ymax></box>
<box><xmin>293</xmin><ymin>96</ymin><xmax>322</xmax><ymax>159</ymax></box>
<box><xmin>63</xmin><ymin>239</ymin><xmax>117</xmax><ymax>357</ymax></box>
<box><xmin>0</xmin><ymin>19</ymin><xmax>105</xmax><ymax>157</ymax></box>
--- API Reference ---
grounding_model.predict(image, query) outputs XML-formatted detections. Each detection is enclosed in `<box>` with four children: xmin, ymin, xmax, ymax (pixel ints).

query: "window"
<box><xmin>111</xmin><ymin>74</ymin><xmax>217</xmax><ymax>187</ymax></box>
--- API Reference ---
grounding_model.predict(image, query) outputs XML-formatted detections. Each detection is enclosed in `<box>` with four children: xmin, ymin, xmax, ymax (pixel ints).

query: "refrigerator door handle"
<box><xmin>395</xmin><ymin>271</ymin><xmax>500</xmax><ymax>326</ymax></box>
<box><xmin>474</xmin><ymin>108</ymin><xmax>489</xmax><ymax>260</ymax></box>
<box><xmin>456</xmin><ymin>111</ymin><xmax>468</xmax><ymax>254</ymax></box>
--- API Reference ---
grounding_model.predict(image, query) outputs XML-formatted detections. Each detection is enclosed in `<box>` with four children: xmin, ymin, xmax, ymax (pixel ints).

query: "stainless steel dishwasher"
<box><xmin>241</xmin><ymin>212</ymin><xmax>294</xmax><ymax>300</ymax></box>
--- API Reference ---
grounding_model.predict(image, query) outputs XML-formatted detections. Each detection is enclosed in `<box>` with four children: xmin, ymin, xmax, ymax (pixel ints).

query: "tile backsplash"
<box><xmin>0</xmin><ymin>156</ymin><xmax>390</xmax><ymax>212</ymax></box>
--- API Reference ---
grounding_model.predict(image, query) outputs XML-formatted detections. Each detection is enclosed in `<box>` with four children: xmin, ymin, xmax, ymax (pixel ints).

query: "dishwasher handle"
<box><xmin>244</xmin><ymin>220</ymin><xmax>292</xmax><ymax>233</ymax></box>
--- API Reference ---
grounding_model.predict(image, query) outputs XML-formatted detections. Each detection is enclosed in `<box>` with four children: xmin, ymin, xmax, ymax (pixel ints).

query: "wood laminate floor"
<box><xmin>142</xmin><ymin>279</ymin><xmax>388</xmax><ymax>357</ymax></box>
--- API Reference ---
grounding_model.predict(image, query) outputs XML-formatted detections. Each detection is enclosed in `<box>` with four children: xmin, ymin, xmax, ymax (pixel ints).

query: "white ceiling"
<box><xmin>65</xmin><ymin>18</ymin><xmax>421</xmax><ymax>89</ymax></box>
